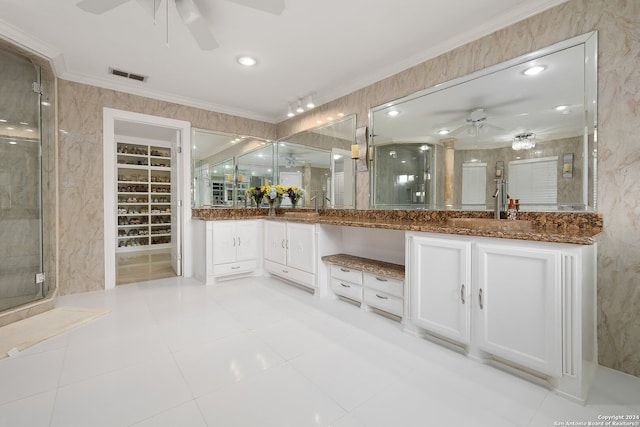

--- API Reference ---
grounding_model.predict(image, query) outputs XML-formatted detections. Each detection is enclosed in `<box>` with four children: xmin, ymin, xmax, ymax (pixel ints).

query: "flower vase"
<box><xmin>268</xmin><ymin>204</ymin><xmax>276</xmax><ymax>217</ymax></box>
<box><xmin>291</xmin><ymin>200</ymin><xmax>297</xmax><ymax>209</ymax></box>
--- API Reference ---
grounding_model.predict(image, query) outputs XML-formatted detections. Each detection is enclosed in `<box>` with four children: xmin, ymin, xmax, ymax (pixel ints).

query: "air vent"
<box><xmin>109</xmin><ymin>67</ymin><xmax>148</xmax><ymax>82</ymax></box>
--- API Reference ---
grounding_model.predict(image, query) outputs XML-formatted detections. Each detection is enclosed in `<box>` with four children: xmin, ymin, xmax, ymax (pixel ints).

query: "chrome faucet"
<box><xmin>492</xmin><ymin>178</ymin><xmax>503</xmax><ymax>219</ymax></box>
<box><xmin>310</xmin><ymin>195</ymin><xmax>318</xmax><ymax>213</ymax></box>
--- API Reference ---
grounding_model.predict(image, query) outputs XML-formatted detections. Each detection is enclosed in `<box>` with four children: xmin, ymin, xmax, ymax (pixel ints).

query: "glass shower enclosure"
<box><xmin>0</xmin><ymin>46</ymin><xmax>46</xmax><ymax>311</ymax></box>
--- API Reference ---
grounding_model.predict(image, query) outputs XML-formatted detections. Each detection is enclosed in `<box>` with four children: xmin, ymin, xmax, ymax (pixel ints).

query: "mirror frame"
<box><xmin>369</xmin><ymin>31</ymin><xmax>598</xmax><ymax>212</ymax></box>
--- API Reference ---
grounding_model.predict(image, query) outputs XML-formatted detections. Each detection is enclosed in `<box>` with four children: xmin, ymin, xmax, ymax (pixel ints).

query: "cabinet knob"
<box><xmin>282</xmin><ymin>269</ymin><xmax>289</xmax><ymax>274</ymax></box>
<box><xmin>231</xmin><ymin>266</ymin><xmax>240</xmax><ymax>270</ymax></box>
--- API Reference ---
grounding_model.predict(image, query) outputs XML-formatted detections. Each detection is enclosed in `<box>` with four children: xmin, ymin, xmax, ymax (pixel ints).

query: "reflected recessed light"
<box><xmin>554</xmin><ymin>105</ymin><xmax>568</xmax><ymax>111</ymax></box>
<box><xmin>338</xmin><ymin>113</ymin><xmax>344</xmax><ymax>117</ymax></box>
<box><xmin>237</xmin><ymin>56</ymin><xmax>257</xmax><ymax>67</ymax></box>
<box><xmin>26</xmin><ymin>129</ymin><xmax>34</xmax><ymax>132</ymax></box>
<box><xmin>524</xmin><ymin>65</ymin><xmax>545</xmax><ymax>76</ymax></box>
<box><xmin>333</xmin><ymin>154</ymin><xmax>342</xmax><ymax>160</ymax></box>
<box><xmin>19</xmin><ymin>122</ymin><xmax>28</xmax><ymax>125</ymax></box>
<box><xmin>437</xmin><ymin>129</ymin><xmax>450</xmax><ymax>135</ymax></box>
<box><xmin>41</xmin><ymin>101</ymin><xmax>50</xmax><ymax>107</ymax></box>
<box><xmin>387</xmin><ymin>110</ymin><xmax>400</xmax><ymax>117</ymax></box>
<box><xmin>9</xmin><ymin>141</ymin><xmax>17</xmax><ymax>145</ymax></box>
<box><xmin>0</xmin><ymin>119</ymin><xmax>6</xmax><ymax>122</ymax></box>
<box><xmin>6</xmin><ymin>127</ymin><xmax>14</xmax><ymax>130</ymax></box>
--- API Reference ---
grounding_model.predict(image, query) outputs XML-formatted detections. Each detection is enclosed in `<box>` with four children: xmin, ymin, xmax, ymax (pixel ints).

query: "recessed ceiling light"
<box><xmin>387</xmin><ymin>110</ymin><xmax>400</xmax><ymax>117</ymax></box>
<box><xmin>19</xmin><ymin>122</ymin><xmax>28</xmax><ymax>125</ymax></box>
<box><xmin>0</xmin><ymin>119</ymin><xmax>6</xmax><ymax>123</ymax></box>
<box><xmin>237</xmin><ymin>56</ymin><xmax>257</xmax><ymax>67</ymax></box>
<box><xmin>9</xmin><ymin>141</ymin><xmax>17</xmax><ymax>145</ymax></box>
<box><xmin>554</xmin><ymin>105</ymin><xmax>568</xmax><ymax>111</ymax></box>
<box><xmin>437</xmin><ymin>129</ymin><xmax>450</xmax><ymax>135</ymax></box>
<box><xmin>524</xmin><ymin>65</ymin><xmax>545</xmax><ymax>76</ymax></box>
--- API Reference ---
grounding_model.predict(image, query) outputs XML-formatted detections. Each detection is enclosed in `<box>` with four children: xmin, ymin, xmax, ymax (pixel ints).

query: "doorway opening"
<box><xmin>103</xmin><ymin>109</ymin><xmax>192</xmax><ymax>289</ymax></box>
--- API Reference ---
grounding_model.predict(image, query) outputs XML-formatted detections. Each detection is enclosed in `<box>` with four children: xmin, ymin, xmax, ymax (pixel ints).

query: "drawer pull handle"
<box><xmin>231</xmin><ymin>266</ymin><xmax>240</xmax><ymax>270</ymax></box>
<box><xmin>375</xmin><ymin>277</ymin><xmax>388</xmax><ymax>282</ymax></box>
<box><xmin>340</xmin><ymin>268</ymin><xmax>350</xmax><ymax>272</ymax></box>
<box><xmin>479</xmin><ymin>288</ymin><xmax>484</xmax><ymax>309</ymax></box>
<box><xmin>237</xmin><ymin>237</ymin><xmax>241</xmax><ymax>246</ymax></box>
<box><xmin>340</xmin><ymin>283</ymin><xmax>350</xmax><ymax>288</ymax></box>
<box><xmin>375</xmin><ymin>293</ymin><xmax>388</xmax><ymax>300</ymax></box>
<box><xmin>461</xmin><ymin>284</ymin><xmax>465</xmax><ymax>304</ymax></box>
<box><xmin>281</xmin><ymin>240</ymin><xmax>285</xmax><ymax>248</ymax></box>
<box><xmin>282</xmin><ymin>269</ymin><xmax>289</xmax><ymax>274</ymax></box>
<box><xmin>233</xmin><ymin>237</ymin><xmax>236</xmax><ymax>247</ymax></box>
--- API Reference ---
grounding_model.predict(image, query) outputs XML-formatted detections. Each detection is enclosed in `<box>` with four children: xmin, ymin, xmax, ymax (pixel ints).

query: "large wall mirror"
<box><xmin>191</xmin><ymin>129</ymin><xmax>274</xmax><ymax>207</ymax></box>
<box><xmin>370</xmin><ymin>32</ymin><xmax>597</xmax><ymax>212</ymax></box>
<box><xmin>276</xmin><ymin>114</ymin><xmax>356</xmax><ymax>209</ymax></box>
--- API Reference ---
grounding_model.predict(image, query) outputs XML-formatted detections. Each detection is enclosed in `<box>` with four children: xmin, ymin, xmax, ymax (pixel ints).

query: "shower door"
<box><xmin>0</xmin><ymin>47</ymin><xmax>44</xmax><ymax>311</ymax></box>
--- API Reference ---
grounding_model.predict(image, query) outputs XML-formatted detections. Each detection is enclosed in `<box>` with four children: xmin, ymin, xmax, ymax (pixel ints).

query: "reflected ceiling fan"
<box><xmin>76</xmin><ymin>0</ymin><xmax>286</xmax><ymax>50</ymax></box>
<box><xmin>450</xmin><ymin>108</ymin><xmax>503</xmax><ymax>136</ymax></box>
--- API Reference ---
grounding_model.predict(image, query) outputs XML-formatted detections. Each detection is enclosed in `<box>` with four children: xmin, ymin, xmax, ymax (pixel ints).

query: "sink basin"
<box><xmin>447</xmin><ymin>218</ymin><xmax>533</xmax><ymax>232</ymax></box>
<box><xmin>283</xmin><ymin>211</ymin><xmax>320</xmax><ymax>219</ymax></box>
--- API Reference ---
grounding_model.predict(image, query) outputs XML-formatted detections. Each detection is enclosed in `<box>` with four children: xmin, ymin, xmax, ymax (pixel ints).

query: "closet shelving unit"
<box><xmin>116</xmin><ymin>142</ymin><xmax>172</xmax><ymax>252</ymax></box>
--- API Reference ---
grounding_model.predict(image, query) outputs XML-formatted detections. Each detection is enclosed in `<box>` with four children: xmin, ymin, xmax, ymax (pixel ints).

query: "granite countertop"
<box><xmin>322</xmin><ymin>253</ymin><xmax>405</xmax><ymax>280</ymax></box>
<box><xmin>192</xmin><ymin>208</ymin><xmax>602</xmax><ymax>245</ymax></box>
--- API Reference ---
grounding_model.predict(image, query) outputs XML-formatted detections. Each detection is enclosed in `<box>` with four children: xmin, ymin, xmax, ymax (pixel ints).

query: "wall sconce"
<box><xmin>355</xmin><ymin>126</ymin><xmax>369</xmax><ymax>171</ymax></box>
<box><xmin>351</xmin><ymin>144</ymin><xmax>359</xmax><ymax>159</ymax></box>
<box><xmin>563</xmin><ymin>153</ymin><xmax>574</xmax><ymax>178</ymax></box>
<box><xmin>495</xmin><ymin>161</ymin><xmax>504</xmax><ymax>178</ymax></box>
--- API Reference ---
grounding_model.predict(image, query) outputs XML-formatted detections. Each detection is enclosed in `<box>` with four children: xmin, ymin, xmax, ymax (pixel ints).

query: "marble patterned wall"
<box><xmin>57</xmin><ymin>81</ymin><xmax>276</xmax><ymax>295</ymax></box>
<box><xmin>276</xmin><ymin>0</ymin><xmax>640</xmax><ymax>377</ymax></box>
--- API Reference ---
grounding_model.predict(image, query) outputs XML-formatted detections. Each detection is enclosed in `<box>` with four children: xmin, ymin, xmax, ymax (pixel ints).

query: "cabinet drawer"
<box><xmin>363</xmin><ymin>272</ymin><xmax>404</xmax><ymax>297</ymax></box>
<box><xmin>265</xmin><ymin>260</ymin><xmax>316</xmax><ymax>290</ymax></box>
<box><xmin>331</xmin><ymin>278</ymin><xmax>363</xmax><ymax>302</ymax></box>
<box><xmin>364</xmin><ymin>288</ymin><xmax>403</xmax><ymax>317</ymax></box>
<box><xmin>213</xmin><ymin>259</ymin><xmax>257</xmax><ymax>277</ymax></box>
<box><xmin>330</xmin><ymin>265</ymin><xmax>362</xmax><ymax>285</ymax></box>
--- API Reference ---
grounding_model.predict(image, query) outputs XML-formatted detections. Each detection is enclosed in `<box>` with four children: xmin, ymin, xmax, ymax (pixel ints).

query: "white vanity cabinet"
<box><xmin>408</xmin><ymin>235</ymin><xmax>471</xmax><ymax>345</ymax></box>
<box><xmin>475</xmin><ymin>243</ymin><xmax>562</xmax><ymax>377</ymax></box>
<box><xmin>193</xmin><ymin>219</ymin><xmax>259</xmax><ymax>285</ymax></box>
<box><xmin>406</xmin><ymin>232</ymin><xmax>597</xmax><ymax>402</ymax></box>
<box><xmin>264</xmin><ymin>220</ymin><xmax>317</xmax><ymax>290</ymax></box>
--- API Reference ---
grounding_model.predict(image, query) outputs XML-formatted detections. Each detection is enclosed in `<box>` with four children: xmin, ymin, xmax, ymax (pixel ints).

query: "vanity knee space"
<box><xmin>324</xmin><ymin>255</ymin><xmax>405</xmax><ymax>320</ymax></box>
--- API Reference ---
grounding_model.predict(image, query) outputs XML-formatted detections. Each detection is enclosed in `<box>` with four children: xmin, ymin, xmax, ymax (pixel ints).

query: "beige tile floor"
<box><xmin>116</xmin><ymin>248</ymin><xmax>176</xmax><ymax>286</ymax></box>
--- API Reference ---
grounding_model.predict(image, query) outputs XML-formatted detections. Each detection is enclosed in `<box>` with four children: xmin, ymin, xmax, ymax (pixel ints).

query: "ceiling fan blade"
<box><xmin>226</xmin><ymin>0</ymin><xmax>285</xmax><ymax>15</ymax></box>
<box><xmin>175</xmin><ymin>0</ymin><xmax>219</xmax><ymax>50</ymax></box>
<box><xmin>77</xmin><ymin>0</ymin><xmax>131</xmax><ymax>14</ymax></box>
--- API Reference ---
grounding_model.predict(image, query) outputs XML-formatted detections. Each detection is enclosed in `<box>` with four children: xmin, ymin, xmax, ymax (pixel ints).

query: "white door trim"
<box><xmin>103</xmin><ymin>108</ymin><xmax>192</xmax><ymax>290</ymax></box>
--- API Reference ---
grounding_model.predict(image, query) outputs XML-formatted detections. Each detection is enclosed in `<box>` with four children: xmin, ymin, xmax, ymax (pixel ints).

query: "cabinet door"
<box><xmin>235</xmin><ymin>220</ymin><xmax>257</xmax><ymax>262</ymax></box>
<box><xmin>264</xmin><ymin>221</ymin><xmax>287</xmax><ymax>264</ymax></box>
<box><xmin>476</xmin><ymin>243</ymin><xmax>562</xmax><ymax>376</ymax></box>
<box><xmin>212</xmin><ymin>221</ymin><xmax>237</xmax><ymax>265</ymax></box>
<box><xmin>287</xmin><ymin>222</ymin><xmax>316</xmax><ymax>273</ymax></box>
<box><xmin>409</xmin><ymin>235</ymin><xmax>471</xmax><ymax>345</ymax></box>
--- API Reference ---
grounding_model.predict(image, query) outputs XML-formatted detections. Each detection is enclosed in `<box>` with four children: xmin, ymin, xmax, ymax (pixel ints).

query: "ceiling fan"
<box><xmin>76</xmin><ymin>0</ymin><xmax>286</xmax><ymax>50</ymax></box>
